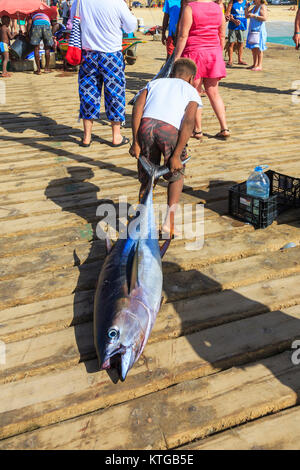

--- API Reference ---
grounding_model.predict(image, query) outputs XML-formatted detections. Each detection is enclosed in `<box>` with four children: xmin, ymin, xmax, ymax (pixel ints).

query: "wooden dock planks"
<box><xmin>0</xmin><ymin>38</ymin><xmax>300</xmax><ymax>449</ymax></box>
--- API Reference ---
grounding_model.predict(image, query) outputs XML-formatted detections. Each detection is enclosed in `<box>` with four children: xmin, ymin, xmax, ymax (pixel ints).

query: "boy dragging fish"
<box><xmin>129</xmin><ymin>58</ymin><xmax>202</xmax><ymax>238</ymax></box>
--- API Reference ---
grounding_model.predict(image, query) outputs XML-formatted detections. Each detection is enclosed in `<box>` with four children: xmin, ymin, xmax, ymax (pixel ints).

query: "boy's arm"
<box><xmin>129</xmin><ymin>89</ymin><xmax>148</xmax><ymax>159</ymax></box>
<box><xmin>169</xmin><ymin>101</ymin><xmax>198</xmax><ymax>172</ymax></box>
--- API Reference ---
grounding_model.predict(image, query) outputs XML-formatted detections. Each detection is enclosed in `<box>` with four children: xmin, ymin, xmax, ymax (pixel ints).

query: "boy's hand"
<box><xmin>169</xmin><ymin>156</ymin><xmax>183</xmax><ymax>173</ymax></box>
<box><xmin>129</xmin><ymin>141</ymin><xmax>141</xmax><ymax>159</ymax></box>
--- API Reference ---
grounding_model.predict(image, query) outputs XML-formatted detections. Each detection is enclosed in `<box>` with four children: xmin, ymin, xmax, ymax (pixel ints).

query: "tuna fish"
<box><xmin>93</xmin><ymin>156</ymin><xmax>188</xmax><ymax>381</ymax></box>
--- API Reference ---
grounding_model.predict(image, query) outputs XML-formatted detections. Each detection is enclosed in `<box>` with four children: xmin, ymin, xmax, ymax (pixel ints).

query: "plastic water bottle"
<box><xmin>246</xmin><ymin>166</ymin><xmax>270</xmax><ymax>199</ymax></box>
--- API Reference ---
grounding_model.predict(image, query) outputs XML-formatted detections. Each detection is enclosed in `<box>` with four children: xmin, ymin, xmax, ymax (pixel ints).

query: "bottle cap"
<box><xmin>254</xmin><ymin>165</ymin><xmax>268</xmax><ymax>172</ymax></box>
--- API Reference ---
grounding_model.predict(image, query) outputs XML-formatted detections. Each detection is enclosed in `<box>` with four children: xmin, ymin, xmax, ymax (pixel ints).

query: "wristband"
<box><xmin>295</xmin><ymin>32</ymin><xmax>300</xmax><ymax>34</ymax></box>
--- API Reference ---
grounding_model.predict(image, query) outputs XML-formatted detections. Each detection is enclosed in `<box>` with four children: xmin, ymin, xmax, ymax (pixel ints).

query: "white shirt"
<box><xmin>143</xmin><ymin>78</ymin><xmax>203</xmax><ymax>130</ymax></box>
<box><xmin>70</xmin><ymin>0</ymin><xmax>137</xmax><ymax>53</ymax></box>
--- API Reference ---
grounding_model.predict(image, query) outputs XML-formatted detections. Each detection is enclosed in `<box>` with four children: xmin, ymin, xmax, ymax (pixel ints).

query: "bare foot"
<box><xmin>44</xmin><ymin>69</ymin><xmax>53</xmax><ymax>74</ymax></box>
<box><xmin>34</xmin><ymin>70</ymin><xmax>42</xmax><ymax>75</ymax></box>
<box><xmin>238</xmin><ymin>60</ymin><xmax>248</xmax><ymax>65</ymax></box>
<box><xmin>247</xmin><ymin>65</ymin><xmax>255</xmax><ymax>69</ymax></box>
<box><xmin>1</xmin><ymin>72</ymin><xmax>11</xmax><ymax>78</ymax></box>
<box><xmin>251</xmin><ymin>67</ymin><xmax>262</xmax><ymax>71</ymax></box>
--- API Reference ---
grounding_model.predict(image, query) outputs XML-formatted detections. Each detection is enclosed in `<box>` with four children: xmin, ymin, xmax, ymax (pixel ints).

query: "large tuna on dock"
<box><xmin>93</xmin><ymin>157</ymin><xmax>173</xmax><ymax>381</ymax></box>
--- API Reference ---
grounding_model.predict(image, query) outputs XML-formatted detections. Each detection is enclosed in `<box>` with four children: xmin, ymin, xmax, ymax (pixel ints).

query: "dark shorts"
<box><xmin>138</xmin><ymin>118</ymin><xmax>187</xmax><ymax>185</ymax></box>
<box><xmin>228</xmin><ymin>29</ymin><xmax>247</xmax><ymax>43</ymax></box>
<box><xmin>30</xmin><ymin>25</ymin><xmax>54</xmax><ymax>47</ymax></box>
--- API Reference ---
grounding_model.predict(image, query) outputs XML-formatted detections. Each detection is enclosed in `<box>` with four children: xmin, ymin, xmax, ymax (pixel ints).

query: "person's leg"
<box><xmin>2</xmin><ymin>51</ymin><xmax>10</xmax><ymax>76</ymax></box>
<box><xmin>162</xmin><ymin>177</ymin><xmax>184</xmax><ymax>237</ymax></box>
<box><xmin>253</xmin><ymin>50</ymin><xmax>263</xmax><ymax>70</ymax></box>
<box><xmin>203</xmin><ymin>77</ymin><xmax>229</xmax><ymax>136</ymax></box>
<box><xmin>253</xmin><ymin>48</ymin><xmax>259</xmax><ymax>68</ymax></box>
<box><xmin>34</xmin><ymin>46</ymin><xmax>41</xmax><ymax>74</ymax></box>
<box><xmin>247</xmin><ymin>49</ymin><xmax>255</xmax><ymax>69</ymax></box>
<box><xmin>191</xmin><ymin>79</ymin><xmax>203</xmax><ymax>139</ymax></box>
<box><xmin>78</xmin><ymin>52</ymin><xmax>101</xmax><ymax>145</ymax></box>
<box><xmin>102</xmin><ymin>51</ymin><xmax>128</xmax><ymax>146</ymax></box>
<box><xmin>44</xmin><ymin>46</ymin><xmax>51</xmax><ymax>72</ymax></box>
<box><xmin>82</xmin><ymin>119</ymin><xmax>94</xmax><ymax>145</ymax></box>
<box><xmin>238</xmin><ymin>42</ymin><xmax>247</xmax><ymax>65</ymax></box>
<box><xmin>227</xmin><ymin>42</ymin><xmax>235</xmax><ymax>66</ymax></box>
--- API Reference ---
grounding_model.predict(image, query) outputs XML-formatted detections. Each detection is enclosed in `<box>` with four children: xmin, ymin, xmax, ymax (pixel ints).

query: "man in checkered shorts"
<box><xmin>70</xmin><ymin>0</ymin><xmax>137</xmax><ymax>147</ymax></box>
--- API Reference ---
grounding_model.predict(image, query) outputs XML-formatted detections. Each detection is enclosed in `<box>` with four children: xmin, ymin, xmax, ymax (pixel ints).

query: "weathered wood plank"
<box><xmin>1</xmin><ymin>296</ymin><xmax>300</xmax><ymax>387</ymax></box>
<box><xmin>180</xmin><ymin>406</ymin><xmax>300</xmax><ymax>450</ymax></box>
<box><xmin>2</xmin><ymin>245</ymin><xmax>300</xmax><ymax>344</ymax></box>
<box><xmin>0</xmin><ymin>351</ymin><xmax>298</xmax><ymax>449</ymax></box>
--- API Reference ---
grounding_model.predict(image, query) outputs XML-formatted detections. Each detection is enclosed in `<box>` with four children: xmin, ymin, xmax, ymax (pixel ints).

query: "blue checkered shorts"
<box><xmin>78</xmin><ymin>50</ymin><xmax>126</xmax><ymax>123</ymax></box>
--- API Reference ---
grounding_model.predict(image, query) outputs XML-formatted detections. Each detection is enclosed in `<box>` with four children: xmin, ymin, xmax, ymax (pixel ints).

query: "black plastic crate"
<box><xmin>228</xmin><ymin>170</ymin><xmax>300</xmax><ymax>229</ymax></box>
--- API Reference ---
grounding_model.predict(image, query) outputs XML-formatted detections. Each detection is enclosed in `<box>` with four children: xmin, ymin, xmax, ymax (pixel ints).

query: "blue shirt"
<box><xmin>228</xmin><ymin>0</ymin><xmax>248</xmax><ymax>31</ymax></box>
<box><xmin>163</xmin><ymin>0</ymin><xmax>181</xmax><ymax>37</ymax></box>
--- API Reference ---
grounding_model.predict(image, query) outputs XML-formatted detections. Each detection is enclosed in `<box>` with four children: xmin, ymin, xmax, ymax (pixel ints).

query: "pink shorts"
<box><xmin>182</xmin><ymin>47</ymin><xmax>226</xmax><ymax>81</ymax></box>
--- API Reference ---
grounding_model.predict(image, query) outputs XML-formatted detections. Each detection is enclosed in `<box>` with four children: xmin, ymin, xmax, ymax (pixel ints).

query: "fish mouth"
<box><xmin>100</xmin><ymin>347</ymin><xmax>135</xmax><ymax>382</ymax></box>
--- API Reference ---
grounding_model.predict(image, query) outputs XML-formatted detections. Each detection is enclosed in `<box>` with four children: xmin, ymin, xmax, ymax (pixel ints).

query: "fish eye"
<box><xmin>107</xmin><ymin>327</ymin><xmax>119</xmax><ymax>341</ymax></box>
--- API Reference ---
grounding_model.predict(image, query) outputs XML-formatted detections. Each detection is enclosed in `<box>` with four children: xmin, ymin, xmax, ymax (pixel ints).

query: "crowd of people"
<box><xmin>0</xmin><ymin>0</ymin><xmax>299</xmax><ymax>235</ymax></box>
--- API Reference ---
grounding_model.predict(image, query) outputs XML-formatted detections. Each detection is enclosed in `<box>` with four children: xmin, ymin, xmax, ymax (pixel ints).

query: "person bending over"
<box><xmin>129</xmin><ymin>58</ymin><xmax>202</xmax><ymax>238</ymax></box>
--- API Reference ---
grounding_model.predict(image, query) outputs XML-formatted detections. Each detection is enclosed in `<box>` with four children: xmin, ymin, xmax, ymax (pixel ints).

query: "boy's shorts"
<box><xmin>138</xmin><ymin>118</ymin><xmax>187</xmax><ymax>185</ymax></box>
<box><xmin>0</xmin><ymin>42</ymin><xmax>9</xmax><ymax>53</ymax></box>
<box><xmin>228</xmin><ymin>29</ymin><xmax>247</xmax><ymax>43</ymax></box>
<box><xmin>30</xmin><ymin>25</ymin><xmax>54</xmax><ymax>47</ymax></box>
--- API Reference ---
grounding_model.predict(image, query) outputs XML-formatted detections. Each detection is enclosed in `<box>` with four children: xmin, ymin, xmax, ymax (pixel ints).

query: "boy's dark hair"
<box><xmin>171</xmin><ymin>58</ymin><xmax>197</xmax><ymax>79</ymax></box>
<box><xmin>1</xmin><ymin>16</ymin><xmax>10</xmax><ymax>25</ymax></box>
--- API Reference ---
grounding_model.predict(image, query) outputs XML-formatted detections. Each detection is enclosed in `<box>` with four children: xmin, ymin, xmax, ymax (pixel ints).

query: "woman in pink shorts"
<box><xmin>175</xmin><ymin>0</ymin><xmax>229</xmax><ymax>139</ymax></box>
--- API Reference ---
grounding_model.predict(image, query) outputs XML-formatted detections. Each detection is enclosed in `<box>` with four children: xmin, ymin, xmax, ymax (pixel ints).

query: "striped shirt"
<box><xmin>32</xmin><ymin>12</ymin><xmax>51</xmax><ymax>26</ymax></box>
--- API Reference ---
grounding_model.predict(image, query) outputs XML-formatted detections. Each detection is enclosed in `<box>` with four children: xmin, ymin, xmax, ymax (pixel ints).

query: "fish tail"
<box><xmin>139</xmin><ymin>156</ymin><xmax>169</xmax><ymax>181</ymax></box>
<box><xmin>139</xmin><ymin>155</ymin><xmax>192</xmax><ymax>182</ymax></box>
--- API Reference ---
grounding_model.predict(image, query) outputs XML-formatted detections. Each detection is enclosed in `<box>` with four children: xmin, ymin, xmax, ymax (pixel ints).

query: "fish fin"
<box><xmin>130</xmin><ymin>241</ymin><xmax>140</xmax><ymax>292</ymax></box>
<box><xmin>105</xmin><ymin>235</ymin><xmax>113</xmax><ymax>255</ymax></box>
<box><xmin>160</xmin><ymin>239</ymin><xmax>171</xmax><ymax>258</ymax></box>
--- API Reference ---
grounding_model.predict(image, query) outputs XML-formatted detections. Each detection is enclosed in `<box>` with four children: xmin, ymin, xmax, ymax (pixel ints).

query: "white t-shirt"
<box><xmin>142</xmin><ymin>78</ymin><xmax>203</xmax><ymax>130</ymax></box>
<box><xmin>70</xmin><ymin>0</ymin><xmax>137</xmax><ymax>53</ymax></box>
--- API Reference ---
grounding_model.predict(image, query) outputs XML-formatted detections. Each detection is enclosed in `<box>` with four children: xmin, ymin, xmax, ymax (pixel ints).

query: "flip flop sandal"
<box><xmin>192</xmin><ymin>130</ymin><xmax>203</xmax><ymax>141</ymax></box>
<box><xmin>215</xmin><ymin>129</ymin><xmax>230</xmax><ymax>139</ymax></box>
<box><xmin>111</xmin><ymin>136</ymin><xmax>130</xmax><ymax>147</ymax></box>
<box><xmin>80</xmin><ymin>138</ymin><xmax>92</xmax><ymax>147</ymax></box>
